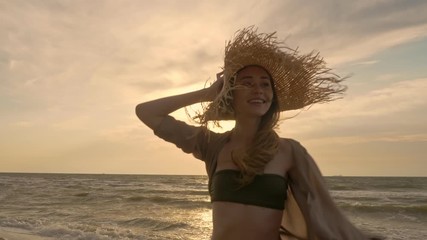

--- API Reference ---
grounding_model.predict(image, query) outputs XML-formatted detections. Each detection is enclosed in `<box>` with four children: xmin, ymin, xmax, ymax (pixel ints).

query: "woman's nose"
<box><xmin>251</xmin><ymin>84</ymin><xmax>263</xmax><ymax>93</ymax></box>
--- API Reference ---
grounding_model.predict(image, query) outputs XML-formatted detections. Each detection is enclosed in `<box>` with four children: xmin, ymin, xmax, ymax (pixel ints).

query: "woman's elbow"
<box><xmin>135</xmin><ymin>103</ymin><xmax>148</xmax><ymax>123</ymax></box>
<box><xmin>135</xmin><ymin>103</ymin><xmax>161</xmax><ymax>129</ymax></box>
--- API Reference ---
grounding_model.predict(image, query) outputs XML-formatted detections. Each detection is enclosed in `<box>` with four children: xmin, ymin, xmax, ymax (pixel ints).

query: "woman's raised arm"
<box><xmin>135</xmin><ymin>74</ymin><xmax>223</xmax><ymax>130</ymax></box>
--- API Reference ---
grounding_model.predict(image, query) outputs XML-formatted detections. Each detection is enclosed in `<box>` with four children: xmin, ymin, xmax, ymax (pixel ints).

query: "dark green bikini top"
<box><xmin>209</xmin><ymin>169</ymin><xmax>288</xmax><ymax>210</ymax></box>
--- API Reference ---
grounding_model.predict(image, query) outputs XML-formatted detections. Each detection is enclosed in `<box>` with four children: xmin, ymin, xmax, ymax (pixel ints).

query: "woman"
<box><xmin>136</xmin><ymin>27</ymin><xmax>380</xmax><ymax>240</ymax></box>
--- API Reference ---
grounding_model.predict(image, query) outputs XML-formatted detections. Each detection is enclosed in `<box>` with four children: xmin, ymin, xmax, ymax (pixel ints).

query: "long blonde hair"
<box><xmin>193</xmin><ymin>65</ymin><xmax>281</xmax><ymax>185</ymax></box>
<box><xmin>231</xmin><ymin>79</ymin><xmax>280</xmax><ymax>186</ymax></box>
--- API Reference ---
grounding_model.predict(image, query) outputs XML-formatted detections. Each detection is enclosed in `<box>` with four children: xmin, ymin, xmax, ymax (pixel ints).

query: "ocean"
<box><xmin>0</xmin><ymin>173</ymin><xmax>426</xmax><ymax>240</ymax></box>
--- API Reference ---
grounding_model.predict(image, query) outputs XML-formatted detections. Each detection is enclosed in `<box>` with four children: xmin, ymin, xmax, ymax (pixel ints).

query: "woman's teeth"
<box><xmin>248</xmin><ymin>99</ymin><xmax>265</xmax><ymax>103</ymax></box>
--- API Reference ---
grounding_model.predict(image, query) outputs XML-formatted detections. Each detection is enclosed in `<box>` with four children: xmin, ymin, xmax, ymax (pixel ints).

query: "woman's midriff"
<box><xmin>211</xmin><ymin>202</ymin><xmax>283</xmax><ymax>240</ymax></box>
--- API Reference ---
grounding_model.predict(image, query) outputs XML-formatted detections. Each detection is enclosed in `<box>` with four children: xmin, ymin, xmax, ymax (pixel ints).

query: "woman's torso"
<box><xmin>210</xmin><ymin>139</ymin><xmax>293</xmax><ymax>240</ymax></box>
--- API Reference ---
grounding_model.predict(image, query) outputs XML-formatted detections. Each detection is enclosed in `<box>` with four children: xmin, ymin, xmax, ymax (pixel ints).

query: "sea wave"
<box><xmin>0</xmin><ymin>217</ymin><xmax>144</xmax><ymax>240</ymax></box>
<box><xmin>125</xmin><ymin>195</ymin><xmax>211</xmax><ymax>209</ymax></box>
<box><xmin>1</xmin><ymin>174</ymin><xmax>426</xmax><ymax>240</ymax></box>
<box><xmin>38</xmin><ymin>223</ymin><xmax>143</xmax><ymax>240</ymax></box>
<box><xmin>326</xmin><ymin>177</ymin><xmax>427</xmax><ymax>191</ymax></box>
<box><xmin>340</xmin><ymin>203</ymin><xmax>427</xmax><ymax>215</ymax></box>
<box><xmin>120</xmin><ymin>217</ymin><xmax>191</xmax><ymax>231</ymax></box>
<box><xmin>140</xmin><ymin>189</ymin><xmax>208</xmax><ymax>196</ymax></box>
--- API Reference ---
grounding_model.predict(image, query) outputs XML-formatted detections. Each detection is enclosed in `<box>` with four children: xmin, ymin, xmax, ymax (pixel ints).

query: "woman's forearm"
<box><xmin>135</xmin><ymin>88</ymin><xmax>211</xmax><ymax>130</ymax></box>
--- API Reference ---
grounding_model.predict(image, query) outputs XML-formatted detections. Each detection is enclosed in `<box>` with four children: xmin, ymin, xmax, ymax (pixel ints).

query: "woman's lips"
<box><xmin>247</xmin><ymin>98</ymin><xmax>266</xmax><ymax>104</ymax></box>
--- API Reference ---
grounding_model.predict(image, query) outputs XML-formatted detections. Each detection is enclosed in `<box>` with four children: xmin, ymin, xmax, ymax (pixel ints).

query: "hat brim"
<box><xmin>199</xmin><ymin>27</ymin><xmax>346</xmax><ymax>122</ymax></box>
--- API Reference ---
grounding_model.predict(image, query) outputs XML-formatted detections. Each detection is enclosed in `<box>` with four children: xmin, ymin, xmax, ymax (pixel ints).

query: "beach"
<box><xmin>1</xmin><ymin>173</ymin><xmax>426</xmax><ymax>239</ymax></box>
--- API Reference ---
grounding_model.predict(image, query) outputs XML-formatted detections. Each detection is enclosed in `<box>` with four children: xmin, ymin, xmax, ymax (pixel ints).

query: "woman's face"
<box><xmin>232</xmin><ymin>66</ymin><xmax>274</xmax><ymax>118</ymax></box>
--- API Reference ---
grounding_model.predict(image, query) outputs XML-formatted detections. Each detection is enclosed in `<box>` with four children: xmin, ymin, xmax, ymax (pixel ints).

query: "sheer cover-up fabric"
<box><xmin>153</xmin><ymin>116</ymin><xmax>377</xmax><ymax>240</ymax></box>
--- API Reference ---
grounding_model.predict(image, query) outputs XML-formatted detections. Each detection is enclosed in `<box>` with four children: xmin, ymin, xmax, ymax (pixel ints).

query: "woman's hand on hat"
<box><xmin>204</xmin><ymin>71</ymin><xmax>224</xmax><ymax>101</ymax></box>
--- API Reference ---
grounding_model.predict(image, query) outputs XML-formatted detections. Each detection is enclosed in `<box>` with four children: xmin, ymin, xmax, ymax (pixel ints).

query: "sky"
<box><xmin>1</xmin><ymin>0</ymin><xmax>427</xmax><ymax>176</ymax></box>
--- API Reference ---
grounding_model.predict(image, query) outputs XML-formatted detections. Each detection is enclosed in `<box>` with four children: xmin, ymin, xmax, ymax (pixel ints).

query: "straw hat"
<box><xmin>200</xmin><ymin>26</ymin><xmax>346</xmax><ymax>121</ymax></box>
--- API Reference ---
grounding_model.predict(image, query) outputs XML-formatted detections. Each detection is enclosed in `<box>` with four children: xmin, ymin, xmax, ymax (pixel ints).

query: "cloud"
<box><xmin>329</xmin><ymin>78</ymin><xmax>427</xmax><ymax>119</ymax></box>
<box><xmin>10</xmin><ymin>121</ymin><xmax>34</xmax><ymax>128</ymax></box>
<box><xmin>323</xmin><ymin>78</ymin><xmax>426</xmax><ymax>117</ymax></box>
<box><xmin>352</xmin><ymin>60</ymin><xmax>379</xmax><ymax>66</ymax></box>
<box><xmin>1</xmin><ymin>0</ymin><xmax>427</xmax><ymax>175</ymax></box>
<box><xmin>260</xmin><ymin>1</ymin><xmax>427</xmax><ymax>65</ymax></box>
<box><xmin>2</xmin><ymin>0</ymin><xmax>426</xmax><ymax>116</ymax></box>
<box><xmin>2</xmin><ymin>0</ymin><xmax>427</xmax><ymax>101</ymax></box>
<box><xmin>281</xmin><ymin>78</ymin><xmax>427</xmax><ymax>142</ymax></box>
<box><xmin>306</xmin><ymin>133</ymin><xmax>427</xmax><ymax>146</ymax></box>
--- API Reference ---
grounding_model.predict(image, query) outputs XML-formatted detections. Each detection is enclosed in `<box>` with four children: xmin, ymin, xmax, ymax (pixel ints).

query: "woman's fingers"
<box><xmin>216</xmin><ymin>71</ymin><xmax>224</xmax><ymax>80</ymax></box>
<box><xmin>204</xmin><ymin>72</ymin><xmax>225</xmax><ymax>101</ymax></box>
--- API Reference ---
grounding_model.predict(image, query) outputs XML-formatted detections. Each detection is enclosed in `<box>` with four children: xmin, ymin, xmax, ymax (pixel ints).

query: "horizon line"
<box><xmin>0</xmin><ymin>171</ymin><xmax>426</xmax><ymax>178</ymax></box>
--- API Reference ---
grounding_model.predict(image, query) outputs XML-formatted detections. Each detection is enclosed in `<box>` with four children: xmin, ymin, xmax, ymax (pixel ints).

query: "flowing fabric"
<box><xmin>152</xmin><ymin>116</ymin><xmax>380</xmax><ymax>240</ymax></box>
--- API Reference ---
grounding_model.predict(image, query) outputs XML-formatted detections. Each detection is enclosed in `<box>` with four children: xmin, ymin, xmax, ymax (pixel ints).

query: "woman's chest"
<box><xmin>215</xmin><ymin>141</ymin><xmax>292</xmax><ymax>177</ymax></box>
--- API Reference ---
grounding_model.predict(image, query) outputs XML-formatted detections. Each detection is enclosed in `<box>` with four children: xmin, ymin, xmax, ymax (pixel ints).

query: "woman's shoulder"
<box><xmin>278</xmin><ymin>137</ymin><xmax>300</xmax><ymax>147</ymax></box>
<box><xmin>276</xmin><ymin>138</ymin><xmax>294</xmax><ymax>158</ymax></box>
<box><xmin>278</xmin><ymin>137</ymin><xmax>308</xmax><ymax>155</ymax></box>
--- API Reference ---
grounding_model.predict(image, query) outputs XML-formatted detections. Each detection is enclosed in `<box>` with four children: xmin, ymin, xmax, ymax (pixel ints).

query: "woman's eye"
<box><xmin>262</xmin><ymin>82</ymin><xmax>271</xmax><ymax>87</ymax></box>
<box><xmin>241</xmin><ymin>81</ymin><xmax>252</xmax><ymax>87</ymax></box>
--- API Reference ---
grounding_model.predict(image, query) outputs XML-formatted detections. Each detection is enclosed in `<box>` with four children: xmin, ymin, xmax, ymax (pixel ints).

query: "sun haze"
<box><xmin>1</xmin><ymin>1</ymin><xmax>427</xmax><ymax>176</ymax></box>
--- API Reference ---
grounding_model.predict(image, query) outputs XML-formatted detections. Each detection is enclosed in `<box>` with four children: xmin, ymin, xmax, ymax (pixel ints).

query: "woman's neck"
<box><xmin>231</xmin><ymin>117</ymin><xmax>261</xmax><ymax>145</ymax></box>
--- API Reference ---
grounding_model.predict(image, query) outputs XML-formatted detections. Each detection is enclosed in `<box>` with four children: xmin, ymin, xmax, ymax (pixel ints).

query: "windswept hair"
<box><xmin>231</xmin><ymin>94</ymin><xmax>280</xmax><ymax>186</ymax></box>
<box><xmin>193</xmin><ymin>66</ymin><xmax>281</xmax><ymax>186</ymax></box>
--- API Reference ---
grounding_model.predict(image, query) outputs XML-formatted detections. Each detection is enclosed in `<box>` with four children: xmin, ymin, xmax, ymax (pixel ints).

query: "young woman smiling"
<box><xmin>136</xmin><ymin>27</ymin><xmax>382</xmax><ymax>240</ymax></box>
